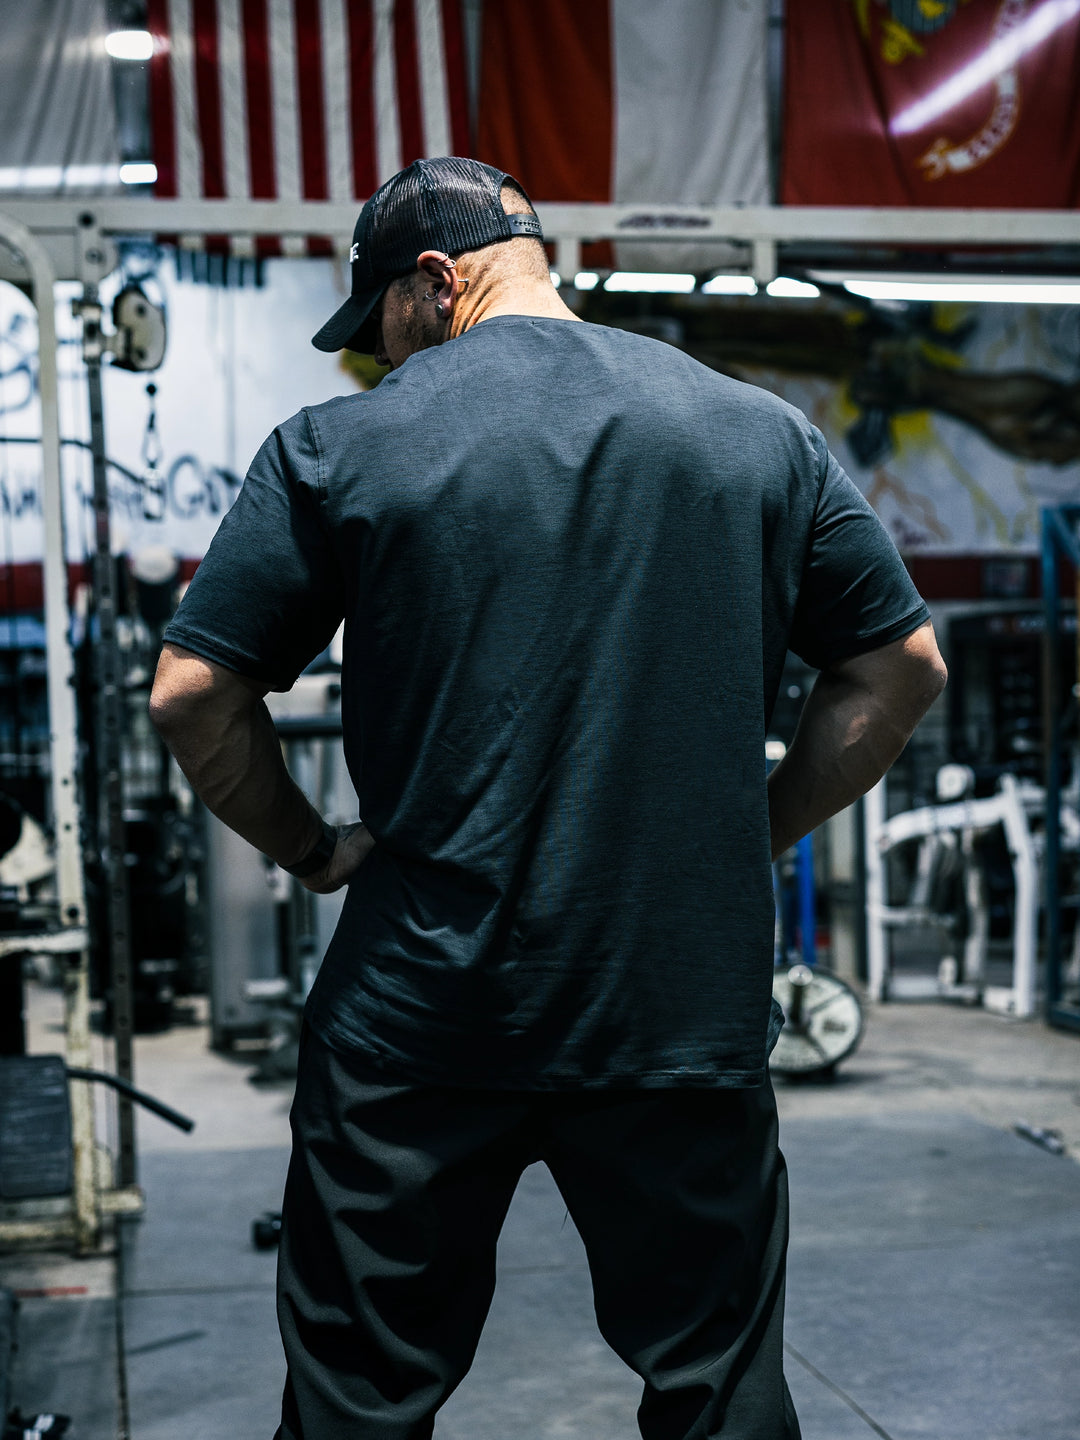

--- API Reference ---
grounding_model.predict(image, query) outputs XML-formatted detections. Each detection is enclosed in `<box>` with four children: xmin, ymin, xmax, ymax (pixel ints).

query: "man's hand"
<box><xmin>299</xmin><ymin>821</ymin><xmax>377</xmax><ymax>894</ymax></box>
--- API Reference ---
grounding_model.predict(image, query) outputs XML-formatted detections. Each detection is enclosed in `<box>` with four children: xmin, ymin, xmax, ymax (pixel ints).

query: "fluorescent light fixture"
<box><xmin>841</xmin><ymin>277</ymin><xmax>1080</xmax><ymax>304</ymax></box>
<box><xmin>106</xmin><ymin>29</ymin><xmax>154</xmax><ymax>60</ymax></box>
<box><xmin>765</xmin><ymin>277</ymin><xmax>820</xmax><ymax>299</ymax></box>
<box><xmin>549</xmin><ymin>270</ymin><xmax>561</xmax><ymax>288</ymax></box>
<box><xmin>701</xmin><ymin>275</ymin><xmax>758</xmax><ymax>296</ymax></box>
<box><xmin>0</xmin><ymin>163</ymin><xmax>122</xmax><ymax>190</ymax></box>
<box><xmin>120</xmin><ymin>161</ymin><xmax>158</xmax><ymax>185</ymax></box>
<box><xmin>892</xmin><ymin>0</ymin><xmax>1080</xmax><ymax>134</ymax></box>
<box><xmin>574</xmin><ymin>272</ymin><xmax>600</xmax><ymax>291</ymax></box>
<box><xmin>604</xmin><ymin>272</ymin><xmax>697</xmax><ymax>293</ymax></box>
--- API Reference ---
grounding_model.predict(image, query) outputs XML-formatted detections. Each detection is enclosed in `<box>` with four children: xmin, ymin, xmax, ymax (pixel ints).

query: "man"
<box><xmin>151</xmin><ymin>156</ymin><xmax>946</xmax><ymax>1440</ymax></box>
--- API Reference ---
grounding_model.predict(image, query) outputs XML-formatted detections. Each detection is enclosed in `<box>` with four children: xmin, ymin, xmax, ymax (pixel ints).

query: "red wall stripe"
<box><xmin>191</xmin><ymin>0</ymin><xmax>226</xmax><ymax>197</ymax></box>
<box><xmin>293</xmin><ymin>0</ymin><xmax>330</xmax><ymax>199</ymax></box>
<box><xmin>0</xmin><ymin>555</ymin><xmax>1060</xmax><ymax>617</ymax></box>
<box><xmin>347</xmin><ymin>0</ymin><xmax>377</xmax><ymax>198</ymax></box>
<box><xmin>394</xmin><ymin>0</ymin><xmax>424</xmax><ymax>167</ymax></box>
<box><xmin>146</xmin><ymin>0</ymin><xmax>178</xmax><ymax>196</ymax></box>
<box><xmin>242</xmin><ymin>0</ymin><xmax>277</xmax><ymax>199</ymax></box>
<box><xmin>440</xmin><ymin>0</ymin><xmax>471</xmax><ymax>156</ymax></box>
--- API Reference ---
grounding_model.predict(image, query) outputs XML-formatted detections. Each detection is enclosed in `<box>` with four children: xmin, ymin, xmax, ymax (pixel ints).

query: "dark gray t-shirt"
<box><xmin>165</xmin><ymin>316</ymin><xmax>928</xmax><ymax>1089</ymax></box>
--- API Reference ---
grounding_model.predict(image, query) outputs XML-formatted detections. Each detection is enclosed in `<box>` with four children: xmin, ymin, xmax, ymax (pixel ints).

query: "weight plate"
<box><xmin>769</xmin><ymin>966</ymin><xmax>864</xmax><ymax>1076</ymax></box>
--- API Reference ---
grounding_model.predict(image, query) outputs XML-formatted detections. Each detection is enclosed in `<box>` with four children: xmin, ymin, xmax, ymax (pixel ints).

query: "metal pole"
<box><xmin>1041</xmin><ymin>509</ymin><xmax>1063</xmax><ymax>1022</ymax></box>
<box><xmin>999</xmin><ymin>775</ymin><xmax>1038</xmax><ymax>1019</ymax></box>
<box><xmin>795</xmin><ymin>832</ymin><xmax>816</xmax><ymax>966</ymax></box>
<box><xmin>864</xmin><ymin>779</ymin><xmax>888</xmax><ymax>1001</ymax></box>
<box><xmin>0</xmin><ymin>210</ymin><xmax>97</xmax><ymax>1249</ymax></box>
<box><xmin>79</xmin><ymin>286</ymin><xmax>137</xmax><ymax>1189</ymax></box>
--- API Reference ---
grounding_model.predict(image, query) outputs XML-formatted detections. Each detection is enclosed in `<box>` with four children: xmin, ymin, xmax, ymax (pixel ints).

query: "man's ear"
<box><xmin>416</xmin><ymin>251</ymin><xmax>459</xmax><ymax>318</ymax></box>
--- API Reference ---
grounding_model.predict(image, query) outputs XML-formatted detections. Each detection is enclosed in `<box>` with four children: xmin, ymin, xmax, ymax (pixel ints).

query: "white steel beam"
<box><xmin>0</xmin><ymin>199</ymin><xmax>1079</xmax><ymax>280</ymax></box>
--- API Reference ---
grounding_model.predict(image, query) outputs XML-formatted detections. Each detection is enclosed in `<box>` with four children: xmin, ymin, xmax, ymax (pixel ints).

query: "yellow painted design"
<box><xmin>889</xmin><ymin>410</ymin><xmax>936</xmax><ymax>453</ymax></box>
<box><xmin>881</xmin><ymin>19</ymin><xmax>924</xmax><ymax>62</ymax></box>
<box><xmin>917</xmin><ymin>338</ymin><xmax>967</xmax><ymax>371</ymax></box>
<box><xmin>851</xmin><ymin>0</ymin><xmax>872</xmax><ymax>39</ymax></box>
<box><xmin>926</xmin><ymin>303</ymin><xmax>972</xmax><ymax>337</ymax></box>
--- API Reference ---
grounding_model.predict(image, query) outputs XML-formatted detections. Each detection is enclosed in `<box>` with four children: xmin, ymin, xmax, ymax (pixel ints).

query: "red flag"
<box><xmin>476</xmin><ymin>0</ymin><xmax>769</xmax><ymax>270</ymax></box>
<box><xmin>782</xmin><ymin>0</ymin><xmax>1080</xmax><ymax>207</ymax></box>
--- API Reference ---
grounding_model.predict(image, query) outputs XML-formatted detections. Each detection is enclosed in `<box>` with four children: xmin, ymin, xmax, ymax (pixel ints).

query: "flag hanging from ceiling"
<box><xmin>147</xmin><ymin>0</ymin><xmax>470</xmax><ymax>254</ymax></box>
<box><xmin>0</xmin><ymin>0</ymin><xmax>120</xmax><ymax>195</ymax></box>
<box><xmin>782</xmin><ymin>0</ymin><xmax>1080</xmax><ymax>207</ymax></box>
<box><xmin>476</xmin><ymin>0</ymin><xmax>770</xmax><ymax>271</ymax></box>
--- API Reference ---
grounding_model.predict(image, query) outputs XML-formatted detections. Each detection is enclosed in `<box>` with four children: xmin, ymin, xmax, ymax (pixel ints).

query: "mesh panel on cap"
<box><xmin>358</xmin><ymin>158</ymin><xmax>517</xmax><ymax>287</ymax></box>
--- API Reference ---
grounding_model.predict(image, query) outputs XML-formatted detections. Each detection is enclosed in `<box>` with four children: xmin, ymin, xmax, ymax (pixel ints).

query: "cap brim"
<box><xmin>311</xmin><ymin>284</ymin><xmax>386</xmax><ymax>354</ymax></box>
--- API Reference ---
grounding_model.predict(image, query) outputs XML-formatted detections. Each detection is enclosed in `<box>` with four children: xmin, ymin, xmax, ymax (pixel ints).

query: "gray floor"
<box><xmin>5</xmin><ymin>995</ymin><xmax>1080</xmax><ymax>1439</ymax></box>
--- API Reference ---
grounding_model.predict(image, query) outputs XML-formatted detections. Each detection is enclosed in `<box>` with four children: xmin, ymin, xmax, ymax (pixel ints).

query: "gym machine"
<box><xmin>0</xmin><ymin>210</ymin><xmax>189</xmax><ymax>1254</ymax></box>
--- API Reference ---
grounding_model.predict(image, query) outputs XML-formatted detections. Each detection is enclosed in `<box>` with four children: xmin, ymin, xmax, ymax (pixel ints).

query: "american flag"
<box><xmin>147</xmin><ymin>0</ymin><xmax>471</xmax><ymax>255</ymax></box>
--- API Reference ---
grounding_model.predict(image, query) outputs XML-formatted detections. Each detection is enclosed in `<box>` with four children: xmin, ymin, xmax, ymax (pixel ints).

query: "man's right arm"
<box><xmin>767</xmin><ymin>620</ymin><xmax>947</xmax><ymax>861</ymax></box>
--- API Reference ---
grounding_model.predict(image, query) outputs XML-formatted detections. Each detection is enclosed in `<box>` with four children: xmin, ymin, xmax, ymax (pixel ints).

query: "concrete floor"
<box><xmin>3</xmin><ymin>983</ymin><xmax>1080</xmax><ymax>1440</ymax></box>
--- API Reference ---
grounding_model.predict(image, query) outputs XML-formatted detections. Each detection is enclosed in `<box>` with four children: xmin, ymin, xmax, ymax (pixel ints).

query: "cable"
<box><xmin>0</xmin><ymin>435</ymin><xmax>156</xmax><ymax>492</ymax></box>
<box><xmin>66</xmin><ymin>1066</ymin><xmax>196</xmax><ymax>1132</ymax></box>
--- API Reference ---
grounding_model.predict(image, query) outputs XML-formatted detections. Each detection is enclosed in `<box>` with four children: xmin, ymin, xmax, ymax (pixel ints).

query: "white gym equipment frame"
<box><xmin>864</xmin><ymin>773</ymin><xmax>1070</xmax><ymax>1019</ymax></box>
<box><xmin>0</xmin><ymin>213</ymin><xmax>142</xmax><ymax>1253</ymax></box>
<box><xmin>4</xmin><ymin>197</ymin><xmax>1080</xmax><ymax>289</ymax></box>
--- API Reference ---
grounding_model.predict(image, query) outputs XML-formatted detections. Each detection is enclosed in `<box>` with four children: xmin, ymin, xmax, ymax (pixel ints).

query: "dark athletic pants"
<box><xmin>275</xmin><ymin>1025</ymin><xmax>801</xmax><ymax>1440</ymax></box>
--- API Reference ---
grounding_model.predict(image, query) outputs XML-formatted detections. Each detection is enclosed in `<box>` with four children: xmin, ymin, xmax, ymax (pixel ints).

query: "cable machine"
<box><xmin>0</xmin><ymin>212</ymin><xmax>187</xmax><ymax>1254</ymax></box>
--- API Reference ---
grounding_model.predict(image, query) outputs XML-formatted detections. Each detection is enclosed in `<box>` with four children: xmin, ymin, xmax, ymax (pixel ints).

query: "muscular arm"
<box><xmin>149</xmin><ymin>643</ymin><xmax>373</xmax><ymax>893</ymax></box>
<box><xmin>767</xmin><ymin>620</ymin><xmax>946</xmax><ymax>860</ymax></box>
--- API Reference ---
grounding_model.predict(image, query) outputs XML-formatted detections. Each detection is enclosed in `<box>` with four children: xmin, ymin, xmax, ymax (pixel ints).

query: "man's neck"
<box><xmin>452</xmin><ymin>280</ymin><xmax>581</xmax><ymax>337</ymax></box>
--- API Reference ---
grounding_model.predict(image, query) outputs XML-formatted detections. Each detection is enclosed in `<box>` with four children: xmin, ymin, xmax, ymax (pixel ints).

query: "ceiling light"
<box><xmin>840</xmin><ymin>277</ymin><xmax>1080</xmax><ymax>304</ymax></box>
<box><xmin>0</xmin><ymin>164</ymin><xmax>122</xmax><ymax>190</ymax></box>
<box><xmin>549</xmin><ymin>270</ymin><xmax>561</xmax><ymax>288</ymax></box>
<box><xmin>106</xmin><ymin>29</ymin><xmax>154</xmax><ymax>60</ymax></box>
<box><xmin>765</xmin><ymin>278</ymin><xmax>820</xmax><ymax>298</ymax></box>
<box><xmin>604</xmin><ymin>273</ymin><xmax>696</xmax><ymax>294</ymax></box>
<box><xmin>119</xmin><ymin>162</ymin><xmax>158</xmax><ymax>185</ymax></box>
<box><xmin>700</xmin><ymin>275</ymin><xmax>758</xmax><ymax>296</ymax></box>
<box><xmin>574</xmin><ymin>272</ymin><xmax>600</xmax><ymax>291</ymax></box>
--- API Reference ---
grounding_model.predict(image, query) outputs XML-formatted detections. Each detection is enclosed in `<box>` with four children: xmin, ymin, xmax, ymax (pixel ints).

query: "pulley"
<box><xmin>110</xmin><ymin>283</ymin><xmax>167</xmax><ymax>371</ymax></box>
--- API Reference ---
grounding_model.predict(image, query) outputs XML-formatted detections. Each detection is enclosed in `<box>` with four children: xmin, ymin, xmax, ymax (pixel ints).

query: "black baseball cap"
<box><xmin>312</xmin><ymin>156</ymin><xmax>544</xmax><ymax>355</ymax></box>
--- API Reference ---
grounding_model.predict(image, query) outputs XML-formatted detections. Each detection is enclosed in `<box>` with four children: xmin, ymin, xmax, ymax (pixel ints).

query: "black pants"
<box><xmin>275</xmin><ymin>1026</ymin><xmax>801</xmax><ymax>1440</ymax></box>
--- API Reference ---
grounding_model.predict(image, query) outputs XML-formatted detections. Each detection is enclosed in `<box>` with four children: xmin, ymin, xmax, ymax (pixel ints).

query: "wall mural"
<box><xmin>585</xmin><ymin>288</ymin><xmax>1080</xmax><ymax>554</ymax></box>
<box><xmin>1</xmin><ymin>262</ymin><xmax>1078</xmax><ymax>603</ymax></box>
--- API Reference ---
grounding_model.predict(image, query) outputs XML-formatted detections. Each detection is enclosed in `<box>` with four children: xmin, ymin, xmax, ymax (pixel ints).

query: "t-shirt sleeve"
<box><xmin>163</xmin><ymin>409</ymin><xmax>345</xmax><ymax>690</ymax></box>
<box><xmin>787</xmin><ymin>429</ymin><xmax>930</xmax><ymax>671</ymax></box>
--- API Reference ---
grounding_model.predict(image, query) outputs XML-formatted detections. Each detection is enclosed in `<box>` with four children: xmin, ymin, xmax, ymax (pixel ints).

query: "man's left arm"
<box><xmin>150</xmin><ymin>642</ymin><xmax>373</xmax><ymax>894</ymax></box>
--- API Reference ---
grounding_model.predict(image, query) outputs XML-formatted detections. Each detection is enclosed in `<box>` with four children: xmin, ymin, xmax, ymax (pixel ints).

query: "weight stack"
<box><xmin>0</xmin><ymin>1056</ymin><xmax>73</xmax><ymax>1199</ymax></box>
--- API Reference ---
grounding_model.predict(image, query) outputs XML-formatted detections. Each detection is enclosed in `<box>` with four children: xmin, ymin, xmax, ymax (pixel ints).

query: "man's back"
<box><xmin>168</xmin><ymin>315</ymin><xmax>926</xmax><ymax>1089</ymax></box>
